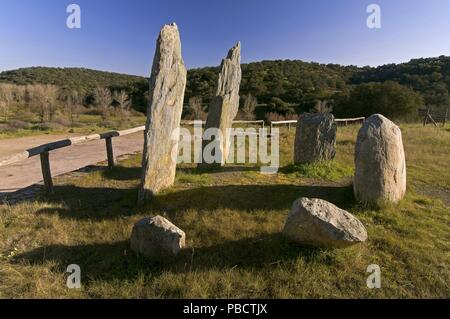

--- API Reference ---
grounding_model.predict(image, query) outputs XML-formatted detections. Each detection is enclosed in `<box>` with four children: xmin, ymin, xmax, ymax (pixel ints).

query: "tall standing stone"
<box><xmin>201</xmin><ymin>42</ymin><xmax>242</xmax><ymax>166</ymax></box>
<box><xmin>294</xmin><ymin>113</ymin><xmax>337</xmax><ymax>164</ymax></box>
<box><xmin>138</xmin><ymin>23</ymin><xmax>187</xmax><ymax>203</ymax></box>
<box><xmin>354</xmin><ymin>114</ymin><xmax>406</xmax><ymax>206</ymax></box>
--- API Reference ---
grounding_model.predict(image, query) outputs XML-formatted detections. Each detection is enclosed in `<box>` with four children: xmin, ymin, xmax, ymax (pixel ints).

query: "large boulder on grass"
<box><xmin>130</xmin><ymin>216</ymin><xmax>186</xmax><ymax>257</ymax></box>
<box><xmin>294</xmin><ymin>113</ymin><xmax>337</xmax><ymax>164</ymax></box>
<box><xmin>282</xmin><ymin>198</ymin><xmax>367</xmax><ymax>248</ymax></box>
<box><xmin>354</xmin><ymin>114</ymin><xmax>406</xmax><ymax>206</ymax></box>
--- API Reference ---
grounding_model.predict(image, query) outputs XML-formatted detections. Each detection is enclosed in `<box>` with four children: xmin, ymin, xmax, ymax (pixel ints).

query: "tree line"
<box><xmin>1</xmin><ymin>56</ymin><xmax>449</xmax><ymax>122</ymax></box>
<box><xmin>0</xmin><ymin>83</ymin><xmax>134</xmax><ymax>124</ymax></box>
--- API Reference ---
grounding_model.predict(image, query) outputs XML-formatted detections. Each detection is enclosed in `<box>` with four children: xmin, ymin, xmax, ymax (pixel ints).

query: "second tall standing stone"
<box><xmin>201</xmin><ymin>42</ymin><xmax>242</xmax><ymax>166</ymax></box>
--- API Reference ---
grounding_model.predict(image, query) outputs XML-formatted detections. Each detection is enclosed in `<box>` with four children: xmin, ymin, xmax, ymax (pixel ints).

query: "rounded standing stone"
<box><xmin>354</xmin><ymin>114</ymin><xmax>406</xmax><ymax>205</ymax></box>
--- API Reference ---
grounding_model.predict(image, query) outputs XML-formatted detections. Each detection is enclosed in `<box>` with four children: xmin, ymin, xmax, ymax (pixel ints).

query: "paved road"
<box><xmin>0</xmin><ymin>132</ymin><xmax>144</xmax><ymax>193</ymax></box>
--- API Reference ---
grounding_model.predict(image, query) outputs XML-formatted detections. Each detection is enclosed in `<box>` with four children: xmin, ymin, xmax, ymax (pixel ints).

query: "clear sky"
<box><xmin>1</xmin><ymin>0</ymin><xmax>449</xmax><ymax>76</ymax></box>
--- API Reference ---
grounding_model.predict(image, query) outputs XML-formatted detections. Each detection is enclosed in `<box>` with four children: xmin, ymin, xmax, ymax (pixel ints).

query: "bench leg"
<box><xmin>106</xmin><ymin>137</ymin><xmax>115</xmax><ymax>168</ymax></box>
<box><xmin>40</xmin><ymin>151</ymin><xmax>54</xmax><ymax>194</ymax></box>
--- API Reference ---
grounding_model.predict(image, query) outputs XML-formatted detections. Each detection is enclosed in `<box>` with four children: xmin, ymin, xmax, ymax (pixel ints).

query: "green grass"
<box><xmin>176</xmin><ymin>171</ymin><xmax>213</xmax><ymax>186</ymax></box>
<box><xmin>280</xmin><ymin>161</ymin><xmax>354</xmax><ymax>182</ymax></box>
<box><xmin>0</xmin><ymin>124</ymin><xmax>449</xmax><ymax>298</ymax></box>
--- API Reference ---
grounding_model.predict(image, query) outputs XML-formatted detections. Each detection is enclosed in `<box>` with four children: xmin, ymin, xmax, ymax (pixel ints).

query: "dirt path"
<box><xmin>0</xmin><ymin>132</ymin><xmax>144</xmax><ymax>194</ymax></box>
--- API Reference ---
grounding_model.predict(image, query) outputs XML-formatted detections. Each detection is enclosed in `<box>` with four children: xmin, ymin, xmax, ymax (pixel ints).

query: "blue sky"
<box><xmin>0</xmin><ymin>0</ymin><xmax>449</xmax><ymax>76</ymax></box>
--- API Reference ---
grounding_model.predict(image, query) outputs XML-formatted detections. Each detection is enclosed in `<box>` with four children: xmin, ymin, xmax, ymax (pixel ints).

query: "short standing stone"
<box><xmin>130</xmin><ymin>216</ymin><xmax>186</xmax><ymax>257</ymax></box>
<box><xmin>201</xmin><ymin>42</ymin><xmax>242</xmax><ymax>167</ymax></box>
<box><xmin>138</xmin><ymin>23</ymin><xmax>187</xmax><ymax>203</ymax></box>
<box><xmin>354</xmin><ymin>114</ymin><xmax>406</xmax><ymax>205</ymax></box>
<box><xmin>294</xmin><ymin>113</ymin><xmax>337</xmax><ymax>164</ymax></box>
<box><xmin>282</xmin><ymin>198</ymin><xmax>368</xmax><ymax>248</ymax></box>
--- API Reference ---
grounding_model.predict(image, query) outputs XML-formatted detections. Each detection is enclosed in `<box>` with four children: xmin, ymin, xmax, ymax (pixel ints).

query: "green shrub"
<box><xmin>334</xmin><ymin>81</ymin><xmax>423</xmax><ymax>120</ymax></box>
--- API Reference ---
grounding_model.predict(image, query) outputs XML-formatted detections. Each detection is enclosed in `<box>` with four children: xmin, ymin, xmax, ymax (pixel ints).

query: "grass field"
<box><xmin>0</xmin><ymin>123</ymin><xmax>449</xmax><ymax>298</ymax></box>
<box><xmin>0</xmin><ymin>114</ymin><xmax>147</xmax><ymax>140</ymax></box>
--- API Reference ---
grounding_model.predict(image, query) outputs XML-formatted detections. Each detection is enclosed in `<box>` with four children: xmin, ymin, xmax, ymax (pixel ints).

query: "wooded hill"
<box><xmin>0</xmin><ymin>67</ymin><xmax>145</xmax><ymax>94</ymax></box>
<box><xmin>1</xmin><ymin>56</ymin><xmax>449</xmax><ymax>118</ymax></box>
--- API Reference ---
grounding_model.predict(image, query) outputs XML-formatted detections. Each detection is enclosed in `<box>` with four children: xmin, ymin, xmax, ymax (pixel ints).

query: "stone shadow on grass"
<box><xmin>101</xmin><ymin>165</ymin><xmax>142</xmax><ymax>181</ymax></box>
<box><xmin>35</xmin><ymin>184</ymin><xmax>355</xmax><ymax>221</ymax></box>
<box><xmin>179</xmin><ymin>165</ymin><xmax>260</xmax><ymax>175</ymax></box>
<box><xmin>15</xmin><ymin>233</ymin><xmax>327</xmax><ymax>284</ymax></box>
<box><xmin>100</xmin><ymin>165</ymin><xmax>259</xmax><ymax>182</ymax></box>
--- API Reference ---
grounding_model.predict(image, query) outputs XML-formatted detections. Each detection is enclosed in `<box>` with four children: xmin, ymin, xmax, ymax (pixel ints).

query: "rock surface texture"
<box><xmin>294</xmin><ymin>113</ymin><xmax>337</xmax><ymax>164</ymax></box>
<box><xmin>138</xmin><ymin>23</ymin><xmax>187</xmax><ymax>203</ymax></box>
<box><xmin>354</xmin><ymin>114</ymin><xmax>406</xmax><ymax>206</ymax></box>
<box><xmin>202</xmin><ymin>42</ymin><xmax>242</xmax><ymax>166</ymax></box>
<box><xmin>282</xmin><ymin>198</ymin><xmax>367</xmax><ymax>248</ymax></box>
<box><xmin>130</xmin><ymin>216</ymin><xmax>186</xmax><ymax>257</ymax></box>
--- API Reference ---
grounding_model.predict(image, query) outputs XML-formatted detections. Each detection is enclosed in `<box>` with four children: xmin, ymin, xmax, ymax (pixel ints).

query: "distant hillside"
<box><xmin>185</xmin><ymin>60</ymin><xmax>359</xmax><ymax>106</ymax></box>
<box><xmin>1</xmin><ymin>56</ymin><xmax>449</xmax><ymax>114</ymax></box>
<box><xmin>0</xmin><ymin>67</ymin><xmax>147</xmax><ymax>94</ymax></box>
<box><xmin>351</xmin><ymin>56</ymin><xmax>450</xmax><ymax>108</ymax></box>
<box><xmin>185</xmin><ymin>56</ymin><xmax>449</xmax><ymax>115</ymax></box>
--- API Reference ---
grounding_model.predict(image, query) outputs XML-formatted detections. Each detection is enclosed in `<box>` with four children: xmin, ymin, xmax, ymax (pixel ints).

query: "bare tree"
<box><xmin>31</xmin><ymin>84</ymin><xmax>59</xmax><ymax>122</ymax></box>
<box><xmin>62</xmin><ymin>89</ymin><xmax>82</xmax><ymax>124</ymax></box>
<box><xmin>0</xmin><ymin>84</ymin><xmax>64</xmax><ymax>123</ymax></box>
<box><xmin>44</xmin><ymin>85</ymin><xmax>59</xmax><ymax>121</ymax></box>
<box><xmin>241</xmin><ymin>94</ymin><xmax>257</xmax><ymax>120</ymax></box>
<box><xmin>11</xmin><ymin>84</ymin><xmax>26</xmax><ymax>106</ymax></box>
<box><xmin>113</xmin><ymin>90</ymin><xmax>132</xmax><ymax>116</ymax></box>
<box><xmin>188</xmin><ymin>96</ymin><xmax>206</xmax><ymax>120</ymax></box>
<box><xmin>0</xmin><ymin>83</ymin><xmax>14</xmax><ymax>121</ymax></box>
<box><xmin>24</xmin><ymin>84</ymin><xmax>37</xmax><ymax>113</ymax></box>
<box><xmin>94</xmin><ymin>87</ymin><xmax>113</xmax><ymax>120</ymax></box>
<box><xmin>32</xmin><ymin>85</ymin><xmax>47</xmax><ymax>122</ymax></box>
<box><xmin>312</xmin><ymin>100</ymin><xmax>334</xmax><ymax>114</ymax></box>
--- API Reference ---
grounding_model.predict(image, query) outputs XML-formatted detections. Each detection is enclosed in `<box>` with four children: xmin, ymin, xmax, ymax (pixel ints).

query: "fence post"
<box><xmin>105</xmin><ymin>137</ymin><xmax>115</xmax><ymax>168</ymax></box>
<box><xmin>40</xmin><ymin>150</ymin><xmax>53</xmax><ymax>194</ymax></box>
<box><xmin>423</xmin><ymin>106</ymin><xmax>430</xmax><ymax>126</ymax></box>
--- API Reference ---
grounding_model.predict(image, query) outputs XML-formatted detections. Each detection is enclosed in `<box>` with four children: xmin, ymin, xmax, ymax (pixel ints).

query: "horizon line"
<box><xmin>1</xmin><ymin>54</ymin><xmax>448</xmax><ymax>78</ymax></box>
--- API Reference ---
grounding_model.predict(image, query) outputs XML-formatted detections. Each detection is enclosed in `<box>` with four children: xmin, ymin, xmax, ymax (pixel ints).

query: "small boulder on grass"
<box><xmin>282</xmin><ymin>198</ymin><xmax>367</xmax><ymax>248</ymax></box>
<box><xmin>130</xmin><ymin>216</ymin><xmax>186</xmax><ymax>258</ymax></box>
